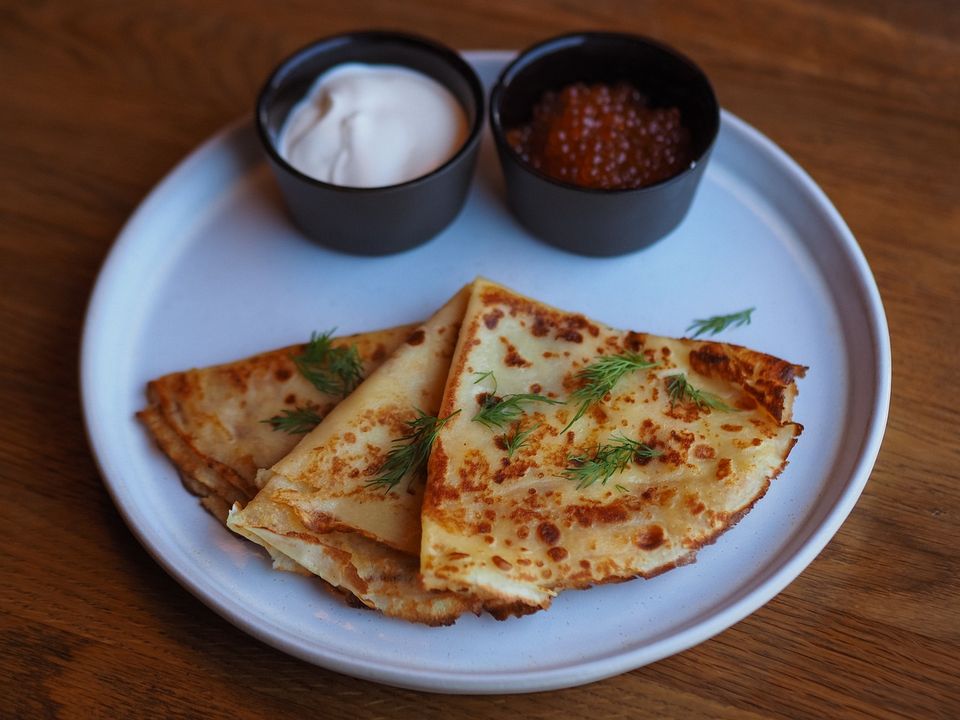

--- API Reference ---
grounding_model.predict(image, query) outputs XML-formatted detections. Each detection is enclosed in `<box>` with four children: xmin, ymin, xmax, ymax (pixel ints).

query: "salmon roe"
<box><xmin>505</xmin><ymin>82</ymin><xmax>693</xmax><ymax>190</ymax></box>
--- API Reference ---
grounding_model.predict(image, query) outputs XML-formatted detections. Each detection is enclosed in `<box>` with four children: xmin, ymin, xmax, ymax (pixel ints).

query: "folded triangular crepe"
<box><xmin>227</xmin><ymin>287</ymin><xmax>483</xmax><ymax>624</ymax></box>
<box><xmin>228</xmin><ymin>499</ymin><xmax>474</xmax><ymax>623</ymax></box>
<box><xmin>138</xmin><ymin>326</ymin><xmax>448</xmax><ymax>604</ymax></box>
<box><xmin>143</xmin><ymin>278</ymin><xmax>805</xmax><ymax>625</ymax></box>
<box><xmin>138</xmin><ymin>326</ymin><xmax>412</xmax><ymax>521</ymax></box>
<box><xmin>420</xmin><ymin>279</ymin><xmax>805</xmax><ymax>611</ymax></box>
<box><xmin>232</xmin><ymin>288</ymin><xmax>469</xmax><ymax>555</ymax></box>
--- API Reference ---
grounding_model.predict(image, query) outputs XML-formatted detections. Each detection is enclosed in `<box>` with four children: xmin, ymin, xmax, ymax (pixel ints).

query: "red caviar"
<box><xmin>505</xmin><ymin>82</ymin><xmax>693</xmax><ymax>190</ymax></box>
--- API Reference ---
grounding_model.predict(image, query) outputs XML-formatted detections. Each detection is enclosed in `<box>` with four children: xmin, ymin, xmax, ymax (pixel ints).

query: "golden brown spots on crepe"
<box><xmin>483</xmin><ymin>309</ymin><xmax>504</xmax><ymax>329</ymax></box>
<box><xmin>635</xmin><ymin>525</ymin><xmax>665</xmax><ymax>550</ymax></box>
<box><xmin>500</xmin><ymin>337</ymin><xmax>532</xmax><ymax>367</ymax></box>
<box><xmin>640</xmin><ymin>486</ymin><xmax>677</xmax><ymax>507</ymax></box>
<box><xmin>493</xmin><ymin>459</ymin><xmax>533</xmax><ymax>485</ymax></box>
<box><xmin>590</xmin><ymin>404</ymin><xmax>609</xmax><ymax>424</ymax></box>
<box><xmin>537</xmin><ymin>522</ymin><xmax>561</xmax><ymax>546</ymax></box>
<box><xmin>532</xmin><ymin>315</ymin><xmax>550</xmax><ymax>337</ymax></box>
<box><xmin>684</xmin><ymin>493</ymin><xmax>706</xmax><ymax>515</ymax></box>
<box><xmin>568</xmin><ymin>503</ymin><xmax>629</xmax><ymax>527</ymax></box>
<box><xmin>457</xmin><ymin>449</ymin><xmax>490</xmax><ymax>492</ymax></box>
<box><xmin>716</xmin><ymin>458</ymin><xmax>732</xmax><ymax>480</ymax></box>
<box><xmin>693</xmin><ymin>444</ymin><xmax>716</xmax><ymax>460</ymax></box>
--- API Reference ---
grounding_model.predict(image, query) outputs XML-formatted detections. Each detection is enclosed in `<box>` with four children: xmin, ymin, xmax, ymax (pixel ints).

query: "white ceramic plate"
<box><xmin>81</xmin><ymin>52</ymin><xmax>890</xmax><ymax>694</ymax></box>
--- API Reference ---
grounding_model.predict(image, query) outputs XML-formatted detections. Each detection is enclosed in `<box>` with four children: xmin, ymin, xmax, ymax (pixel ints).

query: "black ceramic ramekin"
<box><xmin>256</xmin><ymin>31</ymin><xmax>485</xmax><ymax>255</ymax></box>
<box><xmin>490</xmin><ymin>32</ymin><xmax>720</xmax><ymax>257</ymax></box>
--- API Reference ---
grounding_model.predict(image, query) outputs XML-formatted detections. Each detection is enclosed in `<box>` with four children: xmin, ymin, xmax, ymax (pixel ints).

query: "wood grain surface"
<box><xmin>1</xmin><ymin>0</ymin><xmax>958</xmax><ymax>717</ymax></box>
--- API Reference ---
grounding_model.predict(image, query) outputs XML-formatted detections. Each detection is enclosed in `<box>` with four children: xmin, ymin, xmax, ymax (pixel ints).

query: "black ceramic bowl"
<box><xmin>490</xmin><ymin>32</ymin><xmax>720</xmax><ymax>257</ymax></box>
<box><xmin>257</xmin><ymin>31</ymin><xmax>485</xmax><ymax>255</ymax></box>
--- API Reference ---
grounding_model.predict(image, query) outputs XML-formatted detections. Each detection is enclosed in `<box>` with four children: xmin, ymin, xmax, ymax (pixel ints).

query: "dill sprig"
<box><xmin>473</xmin><ymin>370</ymin><xmax>497</xmax><ymax>392</ymax></box>
<box><xmin>666</xmin><ymin>373</ymin><xmax>737</xmax><ymax>412</ymax></box>
<box><xmin>473</xmin><ymin>393</ymin><xmax>562</xmax><ymax>431</ymax></box>
<box><xmin>562</xmin><ymin>434</ymin><xmax>662</xmax><ymax>490</ymax></box>
<box><xmin>504</xmin><ymin>422</ymin><xmax>541</xmax><ymax>459</ymax></box>
<box><xmin>262</xmin><ymin>406</ymin><xmax>325</xmax><ymax>434</ymax></box>
<box><xmin>562</xmin><ymin>351</ymin><xmax>659</xmax><ymax>433</ymax></box>
<box><xmin>366</xmin><ymin>409</ymin><xmax>460</xmax><ymax>492</ymax></box>
<box><xmin>687</xmin><ymin>308</ymin><xmax>755</xmax><ymax>338</ymax></box>
<box><xmin>293</xmin><ymin>329</ymin><xmax>364</xmax><ymax>398</ymax></box>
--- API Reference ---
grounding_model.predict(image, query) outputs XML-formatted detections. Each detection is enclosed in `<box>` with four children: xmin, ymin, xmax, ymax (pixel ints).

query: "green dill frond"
<box><xmin>472</xmin><ymin>393</ymin><xmax>562</xmax><ymax>431</ymax></box>
<box><xmin>666</xmin><ymin>373</ymin><xmax>737</xmax><ymax>412</ymax></box>
<box><xmin>562</xmin><ymin>434</ymin><xmax>662</xmax><ymax>490</ymax></box>
<box><xmin>261</xmin><ymin>406</ymin><xmax>325</xmax><ymax>434</ymax></box>
<box><xmin>473</xmin><ymin>370</ymin><xmax>497</xmax><ymax>393</ymax></box>
<box><xmin>686</xmin><ymin>308</ymin><xmax>754</xmax><ymax>338</ymax></box>
<box><xmin>562</xmin><ymin>351</ymin><xmax>659</xmax><ymax>433</ymax></box>
<box><xmin>292</xmin><ymin>329</ymin><xmax>364</xmax><ymax>398</ymax></box>
<box><xmin>504</xmin><ymin>422</ymin><xmax>541</xmax><ymax>459</ymax></box>
<box><xmin>366</xmin><ymin>409</ymin><xmax>460</xmax><ymax>493</ymax></box>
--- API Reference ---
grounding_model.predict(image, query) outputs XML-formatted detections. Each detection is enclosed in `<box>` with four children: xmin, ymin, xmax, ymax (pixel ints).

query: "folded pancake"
<box><xmin>421</xmin><ymin>279</ymin><xmax>805</xmax><ymax>611</ymax></box>
<box><xmin>228</xmin><ymin>286</ymin><xmax>482</xmax><ymax>624</ymax></box>
<box><xmin>138</xmin><ymin>327</ymin><xmax>436</xmax><ymax>600</ymax></box>
<box><xmin>138</xmin><ymin>326</ymin><xmax>412</xmax><ymax>522</ymax></box>
<box><xmin>229</xmin><ymin>496</ymin><xmax>475</xmax><ymax>624</ymax></box>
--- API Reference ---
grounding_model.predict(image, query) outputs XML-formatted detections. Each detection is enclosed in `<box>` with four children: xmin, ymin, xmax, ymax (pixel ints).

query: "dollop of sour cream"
<box><xmin>278</xmin><ymin>63</ymin><xmax>468</xmax><ymax>188</ymax></box>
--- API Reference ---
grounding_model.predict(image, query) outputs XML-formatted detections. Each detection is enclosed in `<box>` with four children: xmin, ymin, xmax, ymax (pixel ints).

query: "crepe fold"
<box><xmin>142</xmin><ymin>278</ymin><xmax>806</xmax><ymax>625</ymax></box>
<box><xmin>419</xmin><ymin>279</ymin><xmax>805</xmax><ymax>612</ymax></box>
<box><xmin>138</xmin><ymin>326</ymin><xmax>412</xmax><ymax>522</ymax></box>
<box><xmin>227</xmin><ymin>287</ymin><xmax>483</xmax><ymax>624</ymax></box>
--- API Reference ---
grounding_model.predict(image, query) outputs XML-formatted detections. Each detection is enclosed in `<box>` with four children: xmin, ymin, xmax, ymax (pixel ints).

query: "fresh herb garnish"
<box><xmin>504</xmin><ymin>422</ymin><xmax>541</xmax><ymax>459</ymax></box>
<box><xmin>293</xmin><ymin>329</ymin><xmax>364</xmax><ymax>398</ymax></box>
<box><xmin>615</xmin><ymin>484</ymin><xmax>629</xmax><ymax>494</ymax></box>
<box><xmin>666</xmin><ymin>373</ymin><xmax>736</xmax><ymax>412</ymax></box>
<box><xmin>562</xmin><ymin>352</ymin><xmax>659</xmax><ymax>433</ymax></box>
<box><xmin>262</xmin><ymin>406</ymin><xmax>325</xmax><ymax>434</ymax></box>
<box><xmin>562</xmin><ymin>434</ymin><xmax>662</xmax><ymax>490</ymax></box>
<box><xmin>263</xmin><ymin>330</ymin><xmax>364</xmax><ymax>432</ymax></box>
<box><xmin>473</xmin><ymin>393</ymin><xmax>562</xmax><ymax>431</ymax></box>
<box><xmin>473</xmin><ymin>370</ymin><xmax>497</xmax><ymax>392</ymax></box>
<box><xmin>687</xmin><ymin>308</ymin><xmax>754</xmax><ymax>338</ymax></box>
<box><xmin>366</xmin><ymin>409</ymin><xmax>460</xmax><ymax>492</ymax></box>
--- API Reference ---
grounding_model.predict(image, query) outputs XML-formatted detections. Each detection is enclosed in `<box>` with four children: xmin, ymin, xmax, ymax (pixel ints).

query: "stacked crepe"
<box><xmin>140</xmin><ymin>279</ymin><xmax>805</xmax><ymax>625</ymax></box>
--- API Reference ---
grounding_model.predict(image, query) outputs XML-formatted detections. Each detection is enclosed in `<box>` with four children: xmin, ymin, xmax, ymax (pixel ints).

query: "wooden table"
<box><xmin>2</xmin><ymin>1</ymin><xmax>957</xmax><ymax>717</ymax></box>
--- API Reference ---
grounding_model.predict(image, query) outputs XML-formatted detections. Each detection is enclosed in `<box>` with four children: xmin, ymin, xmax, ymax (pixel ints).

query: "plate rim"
<box><xmin>80</xmin><ymin>50</ymin><xmax>891</xmax><ymax>694</ymax></box>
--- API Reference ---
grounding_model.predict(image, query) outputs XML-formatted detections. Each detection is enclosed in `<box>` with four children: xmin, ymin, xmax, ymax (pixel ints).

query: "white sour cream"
<box><xmin>278</xmin><ymin>63</ymin><xmax>469</xmax><ymax>188</ymax></box>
